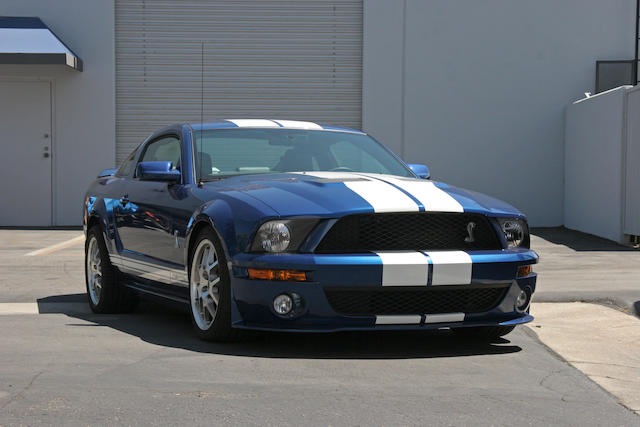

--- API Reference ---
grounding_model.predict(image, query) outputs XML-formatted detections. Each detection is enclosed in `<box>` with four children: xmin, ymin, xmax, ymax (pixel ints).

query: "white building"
<box><xmin>0</xmin><ymin>1</ymin><xmax>637</xmax><ymax>241</ymax></box>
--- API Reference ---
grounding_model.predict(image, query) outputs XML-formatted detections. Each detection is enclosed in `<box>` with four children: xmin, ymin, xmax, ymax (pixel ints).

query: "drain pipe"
<box><xmin>633</xmin><ymin>0</ymin><xmax>640</xmax><ymax>85</ymax></box>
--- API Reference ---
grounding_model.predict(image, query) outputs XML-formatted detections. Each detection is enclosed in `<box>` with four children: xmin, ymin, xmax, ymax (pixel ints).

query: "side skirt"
<box><xmin>120</xmin><ymin>274</ymin><xmax>189</xmax><ymax>305</ymax></box>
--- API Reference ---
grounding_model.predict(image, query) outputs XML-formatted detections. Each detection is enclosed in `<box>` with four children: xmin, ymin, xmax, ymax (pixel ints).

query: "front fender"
<box><xmin>84</xmin><ymin>195</ymin><xmax>121</xmax><ymax>255</ymax></box>
<box><xmin>185</xmin><ymin>199</ymin><xmax>239</xmax><ymax>267</ymax></box>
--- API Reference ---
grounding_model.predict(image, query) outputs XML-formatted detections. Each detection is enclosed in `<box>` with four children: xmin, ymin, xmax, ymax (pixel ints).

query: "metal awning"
<box><xmin>0</xmin><ymin>16</ymin><xmax>83</xmax><ymax>71</ymax></box>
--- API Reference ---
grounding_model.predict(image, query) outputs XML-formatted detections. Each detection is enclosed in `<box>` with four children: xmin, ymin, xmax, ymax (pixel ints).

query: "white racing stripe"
<box><xmin>376</xmin><ymin>251</ymin><xmax>429</xmax><ymax>286</ymax></box>
<box><xmin>299</xmin><ymin>172</ymin><xmax>419</xmax><ymax>212</ymax></box>
<box><xmin>424</xmin><ymin>251</ymin><xmax>472</xmax><ymax>285</ymax></box>
<box><xmin>293</xmin><ymin>171</ymin><xmax>359</xmax><ymax>180</ymax></box>
<box><xmin>424</xmin><ymin>312</ymin><xmax>465</xmax><ymax>323</ymax></box>
<box><xmin>375</xmin><ymin>315</ymin><xmax>422</xmax><ymax>325</ymax></box>
<box><xmin>344</xmin><ymin>180</ymin><xmax>418</xmax><ymax>213</ymax></box>
<box><xmin>226</xmin><ymin>119</ymin><xmax>279</xmax><ymax>128</ymax></box>
<box><xmin>24</xmin><ymin>235</ymin><xmax>84</xmax><ymax>256</ymax></box>
<box><xmin>368</xmin><ymin>175</ymin><xmax>464</xmax><ymax>212</ymax></box>
<box><xmin>272</xmin><ymin>120</ymin><xmax>322</xmax><ymax>129</ymax></box>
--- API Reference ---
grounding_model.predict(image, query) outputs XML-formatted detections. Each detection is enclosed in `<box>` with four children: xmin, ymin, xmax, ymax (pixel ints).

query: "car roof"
<box><xmin>186</xmin><ymin>119</ymin><xmax>365</xmax><ymax>134</ymax></box>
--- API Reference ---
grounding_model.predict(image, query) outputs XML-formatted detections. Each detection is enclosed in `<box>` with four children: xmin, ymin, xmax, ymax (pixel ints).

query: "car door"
<box><xmin>115</xmin><ymin>134</ymin><xmax>192</xmax><ymax>284</ymax></box>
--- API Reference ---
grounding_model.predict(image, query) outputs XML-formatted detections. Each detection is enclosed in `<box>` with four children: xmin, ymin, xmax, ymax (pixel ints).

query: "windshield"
<box><xmin>193</xmin><ymin>128</ymin><xmax>412</xmax><ymax>180</ymax></box>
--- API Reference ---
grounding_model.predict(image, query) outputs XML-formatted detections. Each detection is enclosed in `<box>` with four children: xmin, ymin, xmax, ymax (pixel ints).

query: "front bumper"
<box><xmin>230</xmin><ymin>249</ymin><xmax>538</xmax><ymax>332</ymax></box>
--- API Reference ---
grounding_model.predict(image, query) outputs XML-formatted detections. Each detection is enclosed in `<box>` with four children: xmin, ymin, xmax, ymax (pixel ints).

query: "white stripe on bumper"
<box><xmin>375</xmin><ymin>313</ymin><xmax>465</xmax><ymax>325</ymax></box>
<box><xmin>424</xmin><ymin>251</ymin><xmax>472</xmax><ymax>285</ymax></box>
<box><xmin>376</xmin><ymin>251</ymin><xmax>429</xmax><ymax>286</ymax></box>
<box><xmin>376</xmin><ymin>250</ymin><xmax>472</xmax><ymax>286</ymax></box>
<box><xmin>424</xmin><ymin>312</ymin><xmax>465</xmax><ymax>323</ymax></box>
<box><xmin>375</xmin><ymin>315</ymin><xmax>422</xmax><ymax>325</ymax></box>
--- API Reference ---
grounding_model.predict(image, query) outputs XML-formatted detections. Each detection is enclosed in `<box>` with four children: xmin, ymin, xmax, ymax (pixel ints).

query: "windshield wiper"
<box><xmin>200</xmin><ymin>176</ymin><xmax>230</xmax><ymax>182</ymax></box>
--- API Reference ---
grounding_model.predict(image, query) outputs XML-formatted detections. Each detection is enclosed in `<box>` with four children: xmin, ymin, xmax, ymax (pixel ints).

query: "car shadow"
<box><xmin>37</xmin><ymin>293</ymin><xmax>522</xmax><ymax>360</ymax></box>
<box><xmin>531</xmin><ymin>227</ymin><xmax>638</xmax><ymax>251</ymax></box>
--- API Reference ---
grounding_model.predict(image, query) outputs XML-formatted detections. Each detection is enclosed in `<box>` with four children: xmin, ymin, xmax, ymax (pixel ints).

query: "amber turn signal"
<box><xmin>516</xmin><ymin>265</ymin><xmax>532</xmax><ymax>278</ymax></box>
<box><xmin>247</xmin><ymin>268</ymin><xmax>307</xmax><ymax>282</ymax></box>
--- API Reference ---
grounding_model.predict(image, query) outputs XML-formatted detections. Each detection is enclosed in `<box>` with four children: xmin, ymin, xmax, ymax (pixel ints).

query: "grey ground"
<box><xmin>532</xmin><ymin>228</ymin><xmax>640</xmax><ymax>314</ymax></box>
<box><xmin>0</xmin><ymin>228</ymin><xmax>638</xmax><ymax>426</ymax></box>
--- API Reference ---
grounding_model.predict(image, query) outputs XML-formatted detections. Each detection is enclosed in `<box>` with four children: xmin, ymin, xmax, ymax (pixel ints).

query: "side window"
<box><xmin>138</xmin><ymin>136</ymin><xmax>181</xmax><ymax>175</ymax></box>
<box><xmin>116</xmin><ymin>150</ymin><xmax>137</xmax><ymax>177</ymax></box>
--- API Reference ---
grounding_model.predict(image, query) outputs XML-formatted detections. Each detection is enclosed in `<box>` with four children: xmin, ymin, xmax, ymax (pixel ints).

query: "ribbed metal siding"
<box><xmin>115</xmin><ymin>0</ymin><xmax>363</xmax><ymax>162</ymax></box>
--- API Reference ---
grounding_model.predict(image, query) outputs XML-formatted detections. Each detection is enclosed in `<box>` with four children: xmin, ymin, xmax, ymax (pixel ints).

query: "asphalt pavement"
<box><xmin>532</xmin><ymin>227</ymin><xmax>640</xmax><ymax>315</ymax></box>
<box><xmin>0</xmin><ymin>228</ymin><xmax>638</xmax><ymax>425</ymax></box>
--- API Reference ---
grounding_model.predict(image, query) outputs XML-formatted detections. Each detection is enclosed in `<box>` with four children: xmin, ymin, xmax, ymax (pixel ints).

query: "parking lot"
<box><xmin>0</xmin><ymin>229</ymin><xmax>639</xmax><ymax>425</ymax></box>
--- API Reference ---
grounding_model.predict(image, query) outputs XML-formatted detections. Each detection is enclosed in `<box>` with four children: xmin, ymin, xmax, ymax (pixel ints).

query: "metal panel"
<box><xmin>115</xmin><ymin>0</ymin><xmax>363</xmax><ymax>163</ymax></box>
<box><xmin>624</xmin><ymin>87</ymin><xmax>640</xmax><ymax>236</ymax></box>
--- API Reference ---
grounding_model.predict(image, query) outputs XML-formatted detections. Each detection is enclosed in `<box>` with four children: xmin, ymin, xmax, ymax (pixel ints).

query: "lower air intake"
<box><xmin>324</xmin><ymin>284</ymin><xmax>509</xmax><ymax>316</ymax></box>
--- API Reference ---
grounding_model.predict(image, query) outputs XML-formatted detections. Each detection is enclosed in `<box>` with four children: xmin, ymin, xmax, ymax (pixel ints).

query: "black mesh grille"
<box><xmin>324</xmin><ymin>285</ymin><xmax>509</xmax><ymax>316</ymax></box>
<box><xmin>315</xmin><ymin>213</ymin><xmax>501</xmax><ymax>253</ymax></box>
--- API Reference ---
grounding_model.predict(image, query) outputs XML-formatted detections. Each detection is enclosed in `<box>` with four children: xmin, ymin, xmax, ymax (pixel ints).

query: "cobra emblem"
<box><xmin>464</xmin><ymin>222</ymin><xmax>476</xmax><ymax>243</ymax></box>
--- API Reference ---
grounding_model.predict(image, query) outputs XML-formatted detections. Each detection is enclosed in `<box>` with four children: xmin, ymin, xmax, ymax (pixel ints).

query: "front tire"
<box><xmin>452</xmin><ymin>325</ymin><xmax>516</xmax><ymax>341</ymax></box>
<box><xmin>188</xmin><ymin>228</ymin><xmax>236</xmax><ymax>341</ymax></box>
<box><xmin>85</xmin><ymin>226</ymin><xmax>137</xmax><ymax>313</ymax></box>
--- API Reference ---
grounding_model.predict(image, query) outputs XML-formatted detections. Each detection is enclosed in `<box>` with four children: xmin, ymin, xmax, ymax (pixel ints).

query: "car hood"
<box><xmin>204</xmin><ymin>172</ymin><xmax>525</xmax><ymax>219</ymax></box>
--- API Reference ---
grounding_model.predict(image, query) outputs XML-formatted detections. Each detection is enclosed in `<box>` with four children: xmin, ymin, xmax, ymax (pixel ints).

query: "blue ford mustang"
<box><xmin>84</xmin><ymin>119</ymin><xmax>538</xmax><ymax>341</ymax></box>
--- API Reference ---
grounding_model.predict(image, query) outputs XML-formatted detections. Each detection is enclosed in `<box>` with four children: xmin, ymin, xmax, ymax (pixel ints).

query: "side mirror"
<box><xmin>136</xmin><ymin>161</ymin><xmax>181</xmax><ymax>183</ymax></box>
<box><xmin>407</xmin><ymin>163</ymin><xmax>430</xmax><ymax>179</ymax></box>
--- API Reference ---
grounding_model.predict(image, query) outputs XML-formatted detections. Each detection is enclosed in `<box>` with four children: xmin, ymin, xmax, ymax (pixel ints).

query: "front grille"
<box><xmin>315</xmin><ymin>212</ymin><xmax>501</xmax><ymax>253</ymax></box>
<box><xmin>324</xmin><ymin>285</ymin><xmax>509</xmax><ymax>316</ymax></box>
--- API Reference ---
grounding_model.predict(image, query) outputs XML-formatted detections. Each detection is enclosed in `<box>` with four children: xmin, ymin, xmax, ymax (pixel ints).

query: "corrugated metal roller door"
<box><xmin>115</xmin><ymin>0</ymin><xmax>363</xmax><ymax>162</ymax></box>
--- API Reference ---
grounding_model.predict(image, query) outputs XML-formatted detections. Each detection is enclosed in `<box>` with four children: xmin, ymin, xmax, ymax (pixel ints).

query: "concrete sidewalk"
<box><xmin>530</xmin><ymin>302</ymin><xmax>640</xmax><ymax>416</ymax></box>
<box><xmin>531</xmin><ymin>227</ymin><xmax>640</xmax><ymax>316</ymax></box>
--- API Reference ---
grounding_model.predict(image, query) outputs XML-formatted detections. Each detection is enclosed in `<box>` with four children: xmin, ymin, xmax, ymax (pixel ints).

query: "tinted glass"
<box><xmin>116</xmin><ymin>150</ymin><xmax>137</xmax><ymax>177</ymax></box>
<box><xmin>193</xmin><ymin>129</ymin><xmax>411</xmax><ymax>180</ymax></box>
<box><xmin>139</xmin><ymin>136</ymin><xmax>181</xmax><ymax>173</ymax></box>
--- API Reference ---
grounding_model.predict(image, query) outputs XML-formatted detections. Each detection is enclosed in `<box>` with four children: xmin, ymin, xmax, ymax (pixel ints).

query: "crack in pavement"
<box><xmin>0</xmin><ymin>370</ymin><xmax>44</xmax><ymax>410</ymax></box>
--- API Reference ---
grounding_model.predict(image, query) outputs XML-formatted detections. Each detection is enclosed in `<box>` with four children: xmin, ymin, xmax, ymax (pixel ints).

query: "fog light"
<box><xmin>273</xmin><ymin>294</ymin><xmax>293</xmax><ymax>315</ymax></box>
<box><xmin>516</xmin><ymin>286</ymin><xmax>532</xmax><ymax>312</ymax></box>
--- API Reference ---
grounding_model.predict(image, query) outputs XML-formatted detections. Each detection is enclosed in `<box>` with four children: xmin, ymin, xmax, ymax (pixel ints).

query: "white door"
<box><xmin>0</xmin><ymin>81</ymin><xmax>52</xmax><ymax>226</ymax></box>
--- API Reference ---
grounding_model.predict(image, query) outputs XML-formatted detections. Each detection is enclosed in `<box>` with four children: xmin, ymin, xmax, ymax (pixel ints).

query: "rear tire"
<box><xmin>452</xmin><ymin>325</ymin><xmax>516</xmax><ymax>341</ymax></box>
<box><xmin>85</xmin><ymin>226</ymin><xmax>137</xmax><ymax>313</ymax></box>
<box><xmin>188</xmin><ymin>227</ymin><xmax>237</xmax><ymax>341</ymax></box>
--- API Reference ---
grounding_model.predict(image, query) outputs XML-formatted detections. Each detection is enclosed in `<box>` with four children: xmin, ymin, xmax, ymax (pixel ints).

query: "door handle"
<box><xmin>120</xmin><ymin>195</ymin><xmax>129</xmax><ymax>206</ymax></box>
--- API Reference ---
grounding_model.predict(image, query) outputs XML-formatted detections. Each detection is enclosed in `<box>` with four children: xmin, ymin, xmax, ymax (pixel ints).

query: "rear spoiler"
<box><xmin>98</xmin><ymin>168</ymin><xmax>117</xmax><ymax>178</ymax></box>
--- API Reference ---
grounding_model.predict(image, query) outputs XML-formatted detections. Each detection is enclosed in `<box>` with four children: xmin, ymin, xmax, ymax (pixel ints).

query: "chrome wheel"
<box><xmin>190</xmin><ymin>239</ymin><xmax>221</xmax><ymax>330</ymax></box>
<box><xmin>86</xmin><ymin>236</ymin><xmax>102</xmax><ymax>305</ymax></box>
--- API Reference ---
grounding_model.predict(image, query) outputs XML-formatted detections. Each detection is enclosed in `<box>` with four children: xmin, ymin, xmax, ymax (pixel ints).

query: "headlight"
<box><xmin>250</xmin><ymin>219</ymin><xmax>319</xmax><ymax>253</ymax></box>
<box><xmin>254</xmin><ymin>221</ymin><xmax>291</xmax><ymax>252</ymax></box>
<box><xmin>497</xmin><ymin>218</ymin><xmax>529</xmax><ymax>249</ymax></box>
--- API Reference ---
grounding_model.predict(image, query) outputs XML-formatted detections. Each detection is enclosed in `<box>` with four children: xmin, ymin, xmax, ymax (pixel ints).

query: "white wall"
<box><xmin>564</xmin><ymin>87</ymin><xmax>628</xmax><ymax>243</ymax></box>
<box><xmin>0</xmin><ymin>0</ymin><xmax>115</xmax><ymax>226</ymax></box>
<box><xmin>363</xmin><ymin>0</ymin><xmax>635</xmax><ymax>226</ymax></box>
<box><xmin>624</xmin><ymin>86</ymin><xmax>640</xmax><ymax>237</ymax></box>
